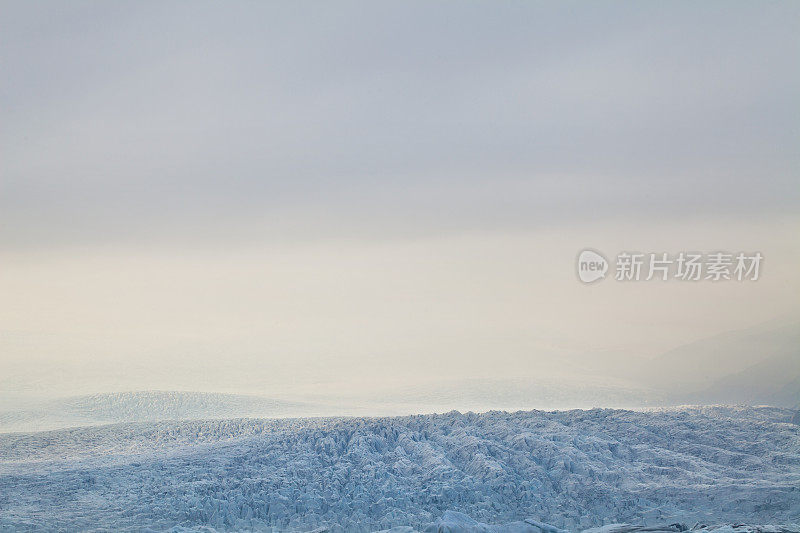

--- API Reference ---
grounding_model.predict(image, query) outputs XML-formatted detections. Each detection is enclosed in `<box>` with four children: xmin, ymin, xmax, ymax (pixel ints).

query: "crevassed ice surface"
<box><xmin>0</xmin><ymin>406</ymin><xmax>798</xmax><ymax>532</ymax></box>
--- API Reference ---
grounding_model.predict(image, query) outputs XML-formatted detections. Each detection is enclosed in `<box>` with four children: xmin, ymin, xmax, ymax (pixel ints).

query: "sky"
<box><xmin>1</xmin><ymin>1</ymin><xmax>798</xmax><ymax>401</ymax></box>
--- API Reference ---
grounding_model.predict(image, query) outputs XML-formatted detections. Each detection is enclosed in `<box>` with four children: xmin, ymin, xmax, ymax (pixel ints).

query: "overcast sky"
<box><xmin>1</xmin><ymin>1</ymin><xmax>798</xmax><ymax>400</ymax></box>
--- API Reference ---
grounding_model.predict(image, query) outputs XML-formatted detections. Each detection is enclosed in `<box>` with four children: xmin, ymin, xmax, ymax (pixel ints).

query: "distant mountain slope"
<box><xmin>641</xmin><ymin>321</ymin><xmax>799</xmax><ymax>389</ymax></box>
<box><xmin>697</xmin><ymin>350</ymin><xmax>800</xmax><ymax>407</ymax></box>
<box><xmin>0</xmin><ymin>391</ymin><xmax>312</xmax><ymax>433</ymax></box>
<box><xmin>635</xmin><ymin>319</ymin><xmax>799</xmax><ymax>406</ymax></box>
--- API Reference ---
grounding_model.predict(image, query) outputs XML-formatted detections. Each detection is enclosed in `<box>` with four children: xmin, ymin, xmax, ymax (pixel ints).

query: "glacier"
<box><xmin>0</xmin><ymin>391</ymin><xmax>316</xmax><ymax>433</ymax></box>
<box><xmin>0</xmin><ymin>405</ymin><xmax>798</xmax><ymax>532</ymax></box>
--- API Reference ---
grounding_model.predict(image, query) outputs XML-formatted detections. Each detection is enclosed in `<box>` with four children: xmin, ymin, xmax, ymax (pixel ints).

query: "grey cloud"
<box><xmin>1</xmin><ymin>1</ymin><xmax>798</xmax><ymax>247</ymax></box>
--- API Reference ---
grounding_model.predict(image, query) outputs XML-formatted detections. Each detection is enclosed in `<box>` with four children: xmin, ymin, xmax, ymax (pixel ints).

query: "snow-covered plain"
<box><xmin>0</xmin><ymin>391</ymin><xmax>316</xmax><ymax>433</ymax></box>
<box><xmin>0</xmin><ymin>406</ymin><xmax>798</xmax><ymax>532</ymax></box>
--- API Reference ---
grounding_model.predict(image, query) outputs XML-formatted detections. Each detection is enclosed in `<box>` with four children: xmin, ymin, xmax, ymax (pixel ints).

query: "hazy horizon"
<box><xmin>2</xmin><ymin>1</ymin><xmax>798</xmax><ymax>405</ymax></box>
